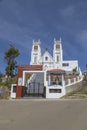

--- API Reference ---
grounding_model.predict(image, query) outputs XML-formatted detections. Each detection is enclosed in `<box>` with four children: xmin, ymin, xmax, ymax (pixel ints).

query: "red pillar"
<box><xmin>16</xmin><ymin>65</ymin><xmax>43</xmax><ymax>98</ymax></box>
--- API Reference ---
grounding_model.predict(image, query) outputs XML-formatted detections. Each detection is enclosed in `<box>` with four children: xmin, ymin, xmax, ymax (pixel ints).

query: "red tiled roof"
<box><xmin>47</xmin><ymin>69</ymin><xmax>65</xmax><ymax>74</ymax></box>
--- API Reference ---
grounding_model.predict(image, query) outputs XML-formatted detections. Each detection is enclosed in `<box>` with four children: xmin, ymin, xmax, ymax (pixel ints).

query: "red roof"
<box><xmin>47</xmin><ymin>69</ymin><xmax>65</xmax><ymax>74</ymax></box>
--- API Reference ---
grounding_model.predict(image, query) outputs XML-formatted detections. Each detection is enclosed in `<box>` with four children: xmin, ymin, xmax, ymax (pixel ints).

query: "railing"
<box><xmin>46</xmin><ymin>75</ymin><xmax>83</xmax><ymax>87</ymax></box>
<box><xmin>65</xmin><ymin>75</ymin><xmax>83</xmax><ymax>87</ymax></box>
<box><xmin>50</xmin><ymin>81</ymin><xmax>62</xmax><ymax>86</ymax></box>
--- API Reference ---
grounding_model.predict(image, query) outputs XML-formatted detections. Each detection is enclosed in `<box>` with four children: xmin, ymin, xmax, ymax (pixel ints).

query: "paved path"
<box><xmin>0</xmin><ymin>99</ymin><xmax>87</xmax><ymax>130</ymax></box>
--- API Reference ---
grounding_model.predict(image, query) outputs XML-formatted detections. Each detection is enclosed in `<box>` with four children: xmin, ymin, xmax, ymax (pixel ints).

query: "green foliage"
<box><xmin>0</xmin><ymin>77</ymin><xmax>16</xmax><ymax>99</ymax></box>
<box><xmin>4</xmin><ymin>45</ymin><xmax>20</xmax><ymax>77</ymax></box>
<box><xmin>0</xmin><ymin>85</ymin><xmax>9</xmax><ymax>99</ymax></box>
<box><xmin>72</xmin><ymin>67</ymin><xmax>77</xmax><ymax>74</ymax></box>
<box><xmin>0</xmin><ymin>72</ymin><xmax>3</xmax><ymax>82</ymax></box>
<box><xmin>0</xmin><ymin>77</ymin><xmax>16</xmax><ymax>89</ymax></box>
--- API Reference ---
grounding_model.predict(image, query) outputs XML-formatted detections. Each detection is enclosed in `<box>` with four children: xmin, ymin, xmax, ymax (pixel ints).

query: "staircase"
<box><xmin>27</xmin><ymin>73</ymin><xmax>44</xmax><ymax>95</ymax></box>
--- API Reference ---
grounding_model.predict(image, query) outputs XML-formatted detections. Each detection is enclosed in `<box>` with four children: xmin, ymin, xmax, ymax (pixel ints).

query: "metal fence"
<box><xmin>23</xmin><ymin>82</ymin><xmax>45</xmax><ymax>97</ymax></box>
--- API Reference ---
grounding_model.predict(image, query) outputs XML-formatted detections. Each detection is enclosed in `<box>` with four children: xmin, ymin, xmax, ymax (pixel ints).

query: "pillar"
<box><xmin>62</xmin><ymin>73</ymin><xmax>65</xmax><ymax>86</ymax></box>
<box><xmin>48</xmin><ymin>73</ymin><xmax>51</xmax><ymax>86</ymax></box>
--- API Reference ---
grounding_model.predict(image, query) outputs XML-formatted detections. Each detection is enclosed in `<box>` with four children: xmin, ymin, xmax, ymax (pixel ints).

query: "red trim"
<box><xmin>18</xmin><ymin>65</ymin><xmax>43</xmax><ymax>71</ymax></box>
<box><xmin>16</xmin><ymin>65</ymin><xmax>43</xmax><ymax>98</ymax></box>
<box><xmin>16</xmin><ymin>86</ymin><xmax>23</xmax><ymax>98</ymax></box>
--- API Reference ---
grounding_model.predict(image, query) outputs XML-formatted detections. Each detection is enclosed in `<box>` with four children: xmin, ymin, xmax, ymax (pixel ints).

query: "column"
<box><xmin>62</xmin><ymin>73</ymin><xmax>65</xmax><ymax>87</ymax></box>
<box><xmin>48</xmin><ymin>73</ymin><xmax>51</xmax><ymax>86</ymax></box>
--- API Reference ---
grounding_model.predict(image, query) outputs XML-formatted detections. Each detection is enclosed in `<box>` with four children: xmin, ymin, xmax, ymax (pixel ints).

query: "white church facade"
<box><xmin>30</xmin><ymin>38</ymin><xmax>78</xmax><ymax>72</ymax></box>
<box><xmin>10</xmin><ymin>39</ymin><xmax>83</xmax><ymax>99</ymax></box>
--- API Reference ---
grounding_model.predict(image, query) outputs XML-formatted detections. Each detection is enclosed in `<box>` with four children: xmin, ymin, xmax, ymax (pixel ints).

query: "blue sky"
<box><xmin>0</xmin><ymin>0</ymin><xmax>87</xmax><ymax>73</ymax></box>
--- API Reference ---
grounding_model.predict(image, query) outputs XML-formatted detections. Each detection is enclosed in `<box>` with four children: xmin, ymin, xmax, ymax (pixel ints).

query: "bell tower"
<box><xmin>53</xmin><ymin>38</ymin><xmax>63</xmax><ymax>63</ymax></box>
<box><xmin>30</xmin><ymin>40</ymin><xmax>41</xmax><ymax>65</ymax></box>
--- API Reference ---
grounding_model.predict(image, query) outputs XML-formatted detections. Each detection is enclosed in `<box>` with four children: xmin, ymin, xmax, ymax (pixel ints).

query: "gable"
<box><xmin>40</xmin><ymin>51</ymin><xmax>53</xmax><ymax>63</ymax></box>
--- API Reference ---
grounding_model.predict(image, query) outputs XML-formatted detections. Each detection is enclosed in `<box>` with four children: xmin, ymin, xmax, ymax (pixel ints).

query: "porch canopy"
<box><xmin>47</xmin><ymin>69</ymin><xmax>65</xmax><ymax>74</ymax></box>
<box><xmin>47</xmin><ymin>69</ymin><xmax>66</xmax><ymax>86</ymax></box>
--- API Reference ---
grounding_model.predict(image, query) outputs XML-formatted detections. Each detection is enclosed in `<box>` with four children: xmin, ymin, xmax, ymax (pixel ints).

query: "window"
<box><xmin>45</xmin><ymin>56</ymin><xmax>48</xmax><ymax>61</ymax></box>
<box><xmin>62</xmin><ymin>63</ymin><xmax>69</xmax><ymax>67</ymax></box>
<box><xmin>34</xmin><ymin>46</ymin><xmax>38</xmax><ymax>51</ymax></box>
<box><xmin>13</xmin><ymin>86</ymin><xmax>16</xmax><ymax>93</ymax></box>
<box><xmin>56</xmin><ymin>44</ymin><xmax>60</xmax><ymax>50</ymax></box>
<box><xmin>49</xmin><ymin>89</ymin><xmax>62</xmax><ymax>93</ymax></box>
<box><xmin>56</xmin><ymin>55</ymin><xmax>59</xmax><ymax>62</ymax></box>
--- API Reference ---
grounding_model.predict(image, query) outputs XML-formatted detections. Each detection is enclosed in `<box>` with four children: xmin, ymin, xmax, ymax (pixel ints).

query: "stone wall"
<box><xmin>65</xmin><ymin>81</ymin><xmax>83</xmax><ymax>94</ymax></box>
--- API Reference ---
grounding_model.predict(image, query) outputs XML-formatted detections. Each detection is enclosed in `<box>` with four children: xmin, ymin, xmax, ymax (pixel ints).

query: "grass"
<box><xmin>63</xmin><ymin>82</ymin><xmax>87</xmax><ymax>99</ymax></box>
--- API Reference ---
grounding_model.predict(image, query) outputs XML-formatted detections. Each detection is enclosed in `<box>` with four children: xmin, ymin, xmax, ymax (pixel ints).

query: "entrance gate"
<box><xmin>23</xmin><ymin>82</ymin><xmax>45</xmax><ymax>97</ymax></box>
<box><xmin>23</xmin><ymin>72</ymin><xmax>45</xmax><ymax>97</ymax></box>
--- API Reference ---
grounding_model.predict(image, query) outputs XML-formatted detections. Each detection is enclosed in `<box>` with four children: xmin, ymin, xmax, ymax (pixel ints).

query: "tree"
<box><xmin>4</xmin><ymin>44</ymin><xmax>20</xmax><ymax>77</ymax></box>
<box><xmin>0</xmin><ymin>71</ymin><xmax>3</xmax><ymax>82</ymax></box>
<box><xmin>72</xmin><ymin>67</ymin><xmax>77</xmax><ymax>75</ymax></box>
<box><xmin>86</xmin><ymin>64</ymin><xmax>87</xmax><ymax>69</ymax></box>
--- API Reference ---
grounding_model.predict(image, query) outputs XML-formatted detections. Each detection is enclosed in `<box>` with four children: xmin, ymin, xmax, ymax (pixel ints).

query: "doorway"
<box><xmin>23</xmin><ymin>72</ymin><xmax>45</xmax><ymax>97</ymax></box>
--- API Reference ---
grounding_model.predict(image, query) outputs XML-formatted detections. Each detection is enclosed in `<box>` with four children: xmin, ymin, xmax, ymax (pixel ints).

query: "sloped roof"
<box><xmin>40</xmin><ymin>50</ymin><xmax>53</xmax><ymax>62</ymax></box>
<box><xmin>47</xmin><ymin>69</ymin><xmax>65</xmax><ymax>74</ymax></box>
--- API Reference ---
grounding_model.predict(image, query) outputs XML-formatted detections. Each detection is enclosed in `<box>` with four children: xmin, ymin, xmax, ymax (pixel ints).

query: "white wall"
<box><xmin>46</xmin><ymin>86</ymin><xmax>66</xmax><ymax>98</ymax></box>
<box><xmin>10</xmin><ymin>84</ymin><xmax>16</xmax><ymax>99</ymax></box>
<box><xmin>30</xmin><ymin>40</ymin><xmax>79</xmax><ymax>73</ymax></box>
<box><xmin>61</xmin><ymin>60</ymin><xmax>78</xmax><ymax>71</ymax></box>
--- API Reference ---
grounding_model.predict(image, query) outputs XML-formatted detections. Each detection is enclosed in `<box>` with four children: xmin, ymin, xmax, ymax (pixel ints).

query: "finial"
<box><xmin>38</xmin><ymin>39</ymin><xmax>40</xmax><ymax>42</ymax></box>
<box><xmin>54</xmin><ymin>38</ymin><xmax>56</xmax><ymax>42</ymax></box>
<box><xmin>38</xmin><ymin>39</ymin><xmax>41</xmax><ymax>45</ymax></box>
<box><xmin>33</xmin><ymin>40</ymin><xmax>34</xmax><ymax>43</ymax></box>
<box><xmin>60</xmin><ymin>37</ymin><xmax>62</xmax><ymax>42</ymax></box>
<box><xmin>38</xmin><ymin>39</ymin><xmax>41</xmax><ymax>44</ymax></box>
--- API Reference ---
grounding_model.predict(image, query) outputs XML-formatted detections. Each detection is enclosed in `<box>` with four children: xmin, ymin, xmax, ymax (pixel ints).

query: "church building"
<box><xmin>10</xmin><ymin>38</ymin><xmax>83</xmax><ymax>99</ymax></box>
<box><xmin>30</xmin><ymin>38</ymin><xmax>78</xmax><ymax>72</ymax></box>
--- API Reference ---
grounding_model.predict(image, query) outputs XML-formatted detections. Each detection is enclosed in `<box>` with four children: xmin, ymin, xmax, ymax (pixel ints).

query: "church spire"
<box><xmin>60</xmin><ymin>37</ymin><xmax>62</xmax><ymax>42</ymax></box>
<box><xmin>30</xmin><ymin>40</ymin><xmax>41</xmax><ymax>65</ymax></box>
<box><xmin>53</xmin><ymin>38</ymin><xmax>63</xmax><ymax>63</ymax></box>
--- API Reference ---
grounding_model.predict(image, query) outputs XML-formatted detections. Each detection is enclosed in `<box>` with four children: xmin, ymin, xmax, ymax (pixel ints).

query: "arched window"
<box><xmin>56</xmin><ymin>55</ymin><xmax>59</xmax><ymax>62</ymax></box>
<box><xmin>45</xmin><ymin>56</ymin><xmax>48</xmax><ymax>61</ymax></box>
<box><xmin>34</xmin><ymin>46</ymin><xmax>38</xmax><ymax>51</ymax></box>
<box><xmin>56</xmin><ymin>44</ymin><xmax>60</xmax><ymax>50</ymax></box>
